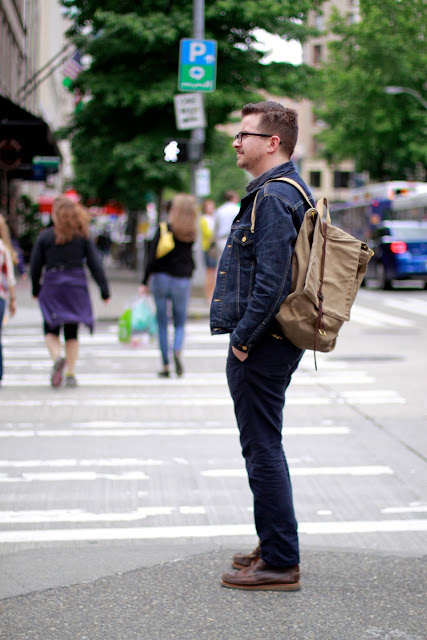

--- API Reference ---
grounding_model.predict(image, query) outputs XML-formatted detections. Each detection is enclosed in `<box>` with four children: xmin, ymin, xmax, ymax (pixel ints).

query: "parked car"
<box><xmin>366</xmin><ymin>220</ymin><xmax>427</xmax><ymax>289</ymax></box>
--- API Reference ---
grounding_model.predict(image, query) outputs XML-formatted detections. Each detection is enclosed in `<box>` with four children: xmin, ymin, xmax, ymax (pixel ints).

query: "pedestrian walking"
<box><xmin>214</xmin><ymin>190</ymin><xmax>240</xmax><ymax>255</ymax></box>
<box><xmin>30</xmin><ymin>197</ymin><xmax>110</xmax><ymax>388</ymax></box>
<box><xmin>0</xmin><ymin>214</ymin><xmax>17</xmax><ymax>386</ymax></box>
<box><xmin>210</xmin><ymin>101</ymin><xmax>315</xmax><ymax>591</ymax></box>
<box><xmin>199</xmin><ymin>198</ymin><xmax>218</xmax><ymax>303</ymax></box>
<box><xmin>139</xmin><ymin>193</ymin><xmax>197</xmax><ymax>378</ymax></box>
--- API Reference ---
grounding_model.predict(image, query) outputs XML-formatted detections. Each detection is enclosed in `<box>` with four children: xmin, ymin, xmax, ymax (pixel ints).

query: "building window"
<box><xmin>310</xmin><ymin>171</ymin><xmax>322</xmax><ymax>188</ymax></box>
<box><xmin>311</xmin><ymin>137</ymin><xmax>320</xmax><ymax>155</ymax></box>
<box><xmin>315</xmin><ymin>14</ymin><xmax>324</xmax><ymax>32</ymax></box>
<box><xmin>313</xmin><ymin>45</ymin><xmax>322</xmax><ymax>66</ymax></box>
<box><xmin>334</xmin><ymin>171</ymin><xmax>352</xmax><ymax>189</ymax></box>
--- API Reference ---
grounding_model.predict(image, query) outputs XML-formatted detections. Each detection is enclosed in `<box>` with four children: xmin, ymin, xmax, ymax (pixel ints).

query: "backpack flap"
<box><xmin>304</xmin><ymin>218</ymin><xmax>364</xmax><ymax>323</ymax></box>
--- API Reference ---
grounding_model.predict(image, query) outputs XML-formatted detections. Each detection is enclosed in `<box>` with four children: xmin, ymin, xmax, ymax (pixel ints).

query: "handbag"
<box><xmin>155</xmin><ymin>221</ymin><xmax>175</xmax><ymax>259</ymax></box>
<box><xmin>251</xmin><ymin>178</ymin><xmax>374</xmax><ymax>358</ymax></box>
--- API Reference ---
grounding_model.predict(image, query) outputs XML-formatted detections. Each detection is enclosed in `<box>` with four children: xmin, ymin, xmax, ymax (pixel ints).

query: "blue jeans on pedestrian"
<box><xmin>0</xmin><ymin>298</ymin><xmax>6</xmax><ymax>381</ymax></box>
<box><xmin>226</xmin><ymin>332</ymin><xmax>303</xmax><ymax>568</ymax></box>
<box><xmin>150</xmin><ymin>273</ymin><xmax>191</xmax><ymax>366</ymax></box>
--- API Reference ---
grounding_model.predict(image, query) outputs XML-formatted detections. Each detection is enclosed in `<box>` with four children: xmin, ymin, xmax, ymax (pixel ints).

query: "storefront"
<box><xmin>0</xmin><ymin>95</ymin><xmax>61</xmax><ymax>212</ymax></box>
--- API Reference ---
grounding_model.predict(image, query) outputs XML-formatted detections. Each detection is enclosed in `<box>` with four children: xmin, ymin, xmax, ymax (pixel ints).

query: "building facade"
<box><xmin>299</xmin><ymin>0</ymin><xmax>361</xmax><ymax>202</ymax></box>
<box><xmin>0</xmin><ymin>0</ymin><xmax>73</xmax><ymax>216</ymax></box>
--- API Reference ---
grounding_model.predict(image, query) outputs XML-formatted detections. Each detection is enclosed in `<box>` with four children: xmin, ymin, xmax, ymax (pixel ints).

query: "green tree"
<box><xmin>60</xmin><ymin>0</ymin><xmax>322</xmax><ymax>209</ymax></box>
<box><xmin>315</xmin><ymin>0</ymin><xmax>426</xmax><ymax>181</ymax></box>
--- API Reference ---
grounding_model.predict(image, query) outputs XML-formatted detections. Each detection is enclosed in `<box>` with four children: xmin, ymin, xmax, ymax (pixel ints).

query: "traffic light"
<box><xmin>163</xmin><ymin>139</ymin><xmax>203</xmax><ymax>163</ymax></box>
<box><xmin>164</xmin><ymin>139</ymin><xmax>188</xmax><ymax>163</ymax></box>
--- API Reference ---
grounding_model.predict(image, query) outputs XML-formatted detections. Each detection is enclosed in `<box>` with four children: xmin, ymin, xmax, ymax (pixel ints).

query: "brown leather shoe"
<box><xmin>232</xmin><ymin>543</ymin><xmax>261</xmax><ymax>569</ymax></box>
<box><xmin>222</xmin><ymin>558</ymin><xmax>300</xmax><ymax>591</ymax></box>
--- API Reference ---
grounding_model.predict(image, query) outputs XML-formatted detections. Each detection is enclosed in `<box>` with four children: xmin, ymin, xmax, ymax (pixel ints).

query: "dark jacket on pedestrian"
<box><xmin>31</xmin><ymin>227</ymin><xmax>110</xmax><ymax>299</ymax></box>
<box><xmin>142</xmin><ymin>223</ymin><xmax>195</xmax><ymax>286</ymax></box>
<box><xmin>210</xmin><ymin>161</ymin><xmax>314</xmax><ymax>353</ymax></box>
<box><xmin>30</xmin><ymin>227</ymin><xmax>110</xmax><ymax>332</ymax></box>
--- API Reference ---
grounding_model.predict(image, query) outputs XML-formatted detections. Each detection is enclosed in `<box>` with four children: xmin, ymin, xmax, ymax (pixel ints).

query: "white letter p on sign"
<box><xmin>189</xmin><ymin>42</ymin><xmax>207</xmax><ymax>62</ymax></box>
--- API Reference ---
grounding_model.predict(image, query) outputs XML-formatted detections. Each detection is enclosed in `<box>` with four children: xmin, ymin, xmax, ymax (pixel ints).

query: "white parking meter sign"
<box><xmin>178</xmin><ymin>39</ymin><xmax>217</xmax><ymax>93</ymax></box>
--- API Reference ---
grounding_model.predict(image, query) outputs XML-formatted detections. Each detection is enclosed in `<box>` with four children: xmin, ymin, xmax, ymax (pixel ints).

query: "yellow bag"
<box><xmin>155</xmin><ymin>221</ymin><xmax>175</xmax><ymax>259</ymax></box>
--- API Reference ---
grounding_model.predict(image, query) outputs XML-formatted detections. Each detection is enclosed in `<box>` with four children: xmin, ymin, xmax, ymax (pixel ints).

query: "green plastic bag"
<box><xmin>118</xmin><ymin>308</ymin><xmax>132</xmax><ymax>343</ymax></box>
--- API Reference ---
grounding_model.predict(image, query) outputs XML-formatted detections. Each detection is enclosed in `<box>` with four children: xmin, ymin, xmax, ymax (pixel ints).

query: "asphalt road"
<box><xmin>0</xmin><ymin>276</ymin><xmax>426</xmax><ymax>639</ymax></box>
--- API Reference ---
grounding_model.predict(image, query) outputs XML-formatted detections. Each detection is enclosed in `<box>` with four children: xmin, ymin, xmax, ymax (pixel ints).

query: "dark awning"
<box><xmin>0</xmin><ymin>96</ymin><xmax>61</xmax><ymax>179</ymax></box>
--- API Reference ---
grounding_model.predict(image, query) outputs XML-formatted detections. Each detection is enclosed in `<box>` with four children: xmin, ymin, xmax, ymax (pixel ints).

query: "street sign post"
<box><xmin>173</xmin><ymin>93</ymin><xmax>206</xmax><ymax>130</ymax></box>
<box><xmin>178</xmin><ymin>38</ymin><xmax>217</xmax><ymax>93</ymax></box>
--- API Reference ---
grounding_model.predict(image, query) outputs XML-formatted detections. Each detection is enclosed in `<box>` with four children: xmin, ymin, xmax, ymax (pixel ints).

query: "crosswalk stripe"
<box><xmin>0</xmin><ymin>465</ymin><xmax>393</xmax><ymax>482</ymax></box>
<box><xmin>0</xmin><ymin>426</ymin><xmax>351</xmax><ymax>438</ymax></box>
<box><xmin>202</xmin><ymin>466</ymin><xmax>394</xmax><ymax>478</ymax></box>
<box><xmin>0</xmin><ymin>372</ymin><xmax>375</xmax><ymax>386</ymax></box>
<box><xmin>0</xmin><ymin>396</ymin><xmax>332</xmax><ymax>407</ymax></box>
<box><xmin>0</xmin><ymin>519</ymin><xmax>426</xmax><ymax>543</ymax></box>
<box><xmin>383</xmin><ymin>295</ymin><xmax>427</xmax><ymax>317</ymax></box>
<box><xmin>350</xmin><ymin>304</ymin><xmax>414</xmax><ymax>327</ymax></box>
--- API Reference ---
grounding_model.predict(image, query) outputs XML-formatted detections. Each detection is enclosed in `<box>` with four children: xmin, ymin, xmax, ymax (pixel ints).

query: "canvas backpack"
<box><xmin>251</xmin><ymin>178</ymin><xmax>374</xmax><ymax>359</ymax></box>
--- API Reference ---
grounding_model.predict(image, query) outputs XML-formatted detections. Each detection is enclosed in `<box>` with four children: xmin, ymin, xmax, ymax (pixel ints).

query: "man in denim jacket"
<box><xmin>210</xmin><ymin>101</ymin><xmax>314</xmax><ymax>591</ymax></box>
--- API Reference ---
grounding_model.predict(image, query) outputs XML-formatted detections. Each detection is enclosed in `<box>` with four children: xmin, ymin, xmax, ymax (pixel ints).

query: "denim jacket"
<box><xmin>210</xmin><ymin>161</ymin><xmax>314</xmax><ymax>353</ymax></box>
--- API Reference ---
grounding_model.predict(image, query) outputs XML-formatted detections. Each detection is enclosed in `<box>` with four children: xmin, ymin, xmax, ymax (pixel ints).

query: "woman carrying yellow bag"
<box><xmin>199</xmin><ymin>198</ymin><xmax>218</xmax><ymax>303</ymax></box>
<box><xmin>139</xmin><ymin>193</ymin><xmax>197</xmax><ymax>378</ymax></box>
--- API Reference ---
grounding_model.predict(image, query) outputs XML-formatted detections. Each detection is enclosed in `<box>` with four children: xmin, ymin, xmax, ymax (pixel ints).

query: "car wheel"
<box><xmin>376</xmin><ymin>263</ymin><xmax>393</xmax><ymax>290</ymax></box>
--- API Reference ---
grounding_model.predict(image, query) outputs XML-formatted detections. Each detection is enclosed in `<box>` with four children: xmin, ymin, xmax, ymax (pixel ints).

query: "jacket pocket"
<box><xmin>232</xmin><ymin>228</ymin><xmax>255</xmax><ymax>267</ymax></box>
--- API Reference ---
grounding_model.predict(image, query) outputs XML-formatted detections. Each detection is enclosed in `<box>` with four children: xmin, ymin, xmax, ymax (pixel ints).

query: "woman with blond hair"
<box><xmin>139</xmin><ymin>193</ymin><xmax>197</xmax><ymax>377</ymax></box>
<box><xmin>0</xmin><ymin>214</ymin><xmax>17</xmax><ymax>385</ymax></box>
<box><xmin>31</xmin><ymin>197</ymin><xmax>110</xmax><ymax>388</ymax></box>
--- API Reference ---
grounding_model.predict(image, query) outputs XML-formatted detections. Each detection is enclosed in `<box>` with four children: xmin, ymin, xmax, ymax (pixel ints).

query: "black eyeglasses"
<box><xmin>234</xmin><ymin>131</ymin><xmax>281</xmax><ymax>144</ymax></box>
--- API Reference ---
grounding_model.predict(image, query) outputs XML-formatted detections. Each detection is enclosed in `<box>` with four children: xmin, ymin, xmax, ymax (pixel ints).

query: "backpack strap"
<box><xmin>250</xmin><ymin>177</ymin><xmax>330</xmax><ymax>233</ymax></box>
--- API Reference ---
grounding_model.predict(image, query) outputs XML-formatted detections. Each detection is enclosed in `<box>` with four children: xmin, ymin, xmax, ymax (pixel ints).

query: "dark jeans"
<box><xmin>0</xmin><ymin>298</ymin><xmax>5</xmax><ymax>380</ymax></box>
<box><xmin>226</xmin><ymin>333</ymin><xmax>303</xmax><ymax>568</ymax></box>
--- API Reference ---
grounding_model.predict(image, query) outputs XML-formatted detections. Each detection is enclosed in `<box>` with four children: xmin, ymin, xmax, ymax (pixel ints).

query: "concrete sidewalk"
<box><xmin>1</xmin><ymin>547</ymin><xmax>425</xmax><ymax>640</ymax></box>
<box><xmin>3</xmin><ymin>265</ymin><xmax>426</xmax><ymax>639</ymax></box>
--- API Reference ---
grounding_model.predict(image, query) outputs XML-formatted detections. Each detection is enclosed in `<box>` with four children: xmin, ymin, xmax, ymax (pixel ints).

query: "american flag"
<box><xmin>63</xmin><ymin>50</ymin><xmax>82</xmax><ymax>80</ymax></box>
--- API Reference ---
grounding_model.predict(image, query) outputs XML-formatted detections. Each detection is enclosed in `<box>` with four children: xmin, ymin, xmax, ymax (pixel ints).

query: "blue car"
<box><xmin>366</xmin><ymin>220</ymin><xmax>427</xmax><ymax>289</ymax></box>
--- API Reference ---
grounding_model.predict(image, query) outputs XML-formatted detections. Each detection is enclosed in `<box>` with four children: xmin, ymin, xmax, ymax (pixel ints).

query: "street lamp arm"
<box><xmin>385</xmin><ymin>86</ymin><xmax>427</xmax><ymax>109</ymax></box>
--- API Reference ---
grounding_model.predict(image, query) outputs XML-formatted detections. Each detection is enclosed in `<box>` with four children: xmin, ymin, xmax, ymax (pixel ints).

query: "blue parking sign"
<box><xmin>178</xmin><ymin>39</ymin><xmax>217</xmax><ymax>93</ymax></box>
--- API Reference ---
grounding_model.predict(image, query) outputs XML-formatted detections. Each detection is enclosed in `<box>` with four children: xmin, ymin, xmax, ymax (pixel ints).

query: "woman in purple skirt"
<box><xmin>31</xmin><ymin>197</ymin><xmax>110</xmax><ymax>388</ymax></box>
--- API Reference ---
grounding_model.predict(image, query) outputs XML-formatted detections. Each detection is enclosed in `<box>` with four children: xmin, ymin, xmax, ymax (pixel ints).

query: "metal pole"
<box><xmin>190</xmin><ymin>0</ymin><xmax>206</xmax><ymax>196</ymax></box>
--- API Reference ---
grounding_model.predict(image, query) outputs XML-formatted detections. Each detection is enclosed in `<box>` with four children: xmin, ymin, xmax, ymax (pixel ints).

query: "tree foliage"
<box><xmin>59</xmin><ymin>0</ymin><xmax>322</xmax><ymax>208</ymax></box>
<box><xmin>315</xmin><ymin>0</ymin><xmax>426</xmax><ymax>181</ymax></box>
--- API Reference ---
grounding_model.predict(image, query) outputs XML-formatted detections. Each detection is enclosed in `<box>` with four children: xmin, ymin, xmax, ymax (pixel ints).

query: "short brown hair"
<box><xmin>52</xmin><ymin>197</ymin><xmax>89</xmax><ymax>245</ymax></box>
<box><xmin>242</xmin><ymin>101</ymin><xmax>298</xmax><ymax>158</ymax></box>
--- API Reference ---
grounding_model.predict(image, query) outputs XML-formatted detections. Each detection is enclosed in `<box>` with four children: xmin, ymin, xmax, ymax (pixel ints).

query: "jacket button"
<box><xmin>214</xmin><ymin>298</ymin><xmax>221</xmax><ymax>302</ymax></box>
<box><xmin>239</xmin><ymin>345</ymin><xmax>248</xmax><ymax>351</ymax></box>
<box><xmin>219</xmin><ymin>271</ymin><xmax>226</xmax><ymax>275</ymax></box>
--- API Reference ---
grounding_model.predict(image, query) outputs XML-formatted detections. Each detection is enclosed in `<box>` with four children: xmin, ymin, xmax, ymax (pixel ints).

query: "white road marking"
<box><xmin>0</xmin><ymin>458</ymin><xmax>164</xmax><ymax>468</ymax></box>
<box><xmin>350</xmin><ymin>305</ymin><xmax>414</xmax><ymax>327</ymax></box>
<box><xmin>0</xmin><ymin>373</ymin><xmax>375</xmax><ymax>387</ymax></box>
<box><xmin>0</xmin><ymin>426</ymin><xmax>351</xmax><ymax>438</ymax></box>
<box><xmin>0</xmin><ymin>507</ymin><xmax>177</xmax><ymax>524</ymax></box>
<box><xmin>383</xmin><ymin>295</ymin><xmax>427</xmax><ymax>317</ymax></box>
<box><xmin>0</xmin><ymin>519</ymin><xmax>425</xmax><ymax>543</ymax></box>
<box><xmin>381</xmin><ymin>506</ymin><xmax>427</xmax><ymax>514</ymax></box>
<box><xmin>0</xmin><ymin>471</ymin><xmax>149</xmax><ymax>483</ymax></box>
<box><xmin>202</xmin><ymin>466</ymin><xmax>394</xmax><ymax>478</ymax></box>
<box><xmin>0</xmin><ymin>396</ymin><xmax>332</xmax><ymax>407</ymax></box>
<box><xmin>340</xmin><ymin>390</ymin><xmax>406</xmax><ymax>404</ymax></box>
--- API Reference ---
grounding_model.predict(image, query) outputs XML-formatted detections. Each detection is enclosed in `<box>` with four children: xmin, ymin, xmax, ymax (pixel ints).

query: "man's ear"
<box><xmin>268</xmin><ymin>136</ymin><xmax>282</xmax><ymax>153</ymax></box>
